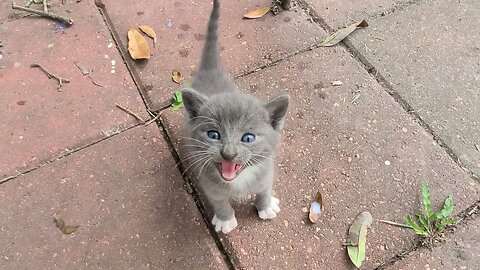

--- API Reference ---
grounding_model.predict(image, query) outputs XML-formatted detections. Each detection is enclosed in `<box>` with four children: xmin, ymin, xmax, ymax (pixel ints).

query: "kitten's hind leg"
<box><xmin>255</xmin><ymin>192</ymin><xmax>281</xmax><ymax>220</ymax></box>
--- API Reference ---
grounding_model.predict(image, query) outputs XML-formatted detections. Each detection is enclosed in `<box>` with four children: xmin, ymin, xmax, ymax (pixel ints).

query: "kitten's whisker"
<box><xmin>177</xmin><ymin>152</ymin><xmax>210</xmax><ymax>167</ymax></box>
<box><xmin>181</xmin><ymin>136</ymin><xmax>211</xmax><ymax>148</ymax></box>
<box><xmin>197</xmin><ymin>98</ymin><xmax>219</xmax><ymax>120</ymax></box>
<box><xmin>251</xmin><ymin>153</ymin><xmax>273</xmax><ymax>161</ymax></box>
<box><xmin>191</xmin><ymin>120</ymin><xmax>218</xmax><ymax>131</ymax></box>
<box><xmin>191</xmin><ymin>115</ymin><xmax>218</xmax><ymax>125</ymax></box>
<box><xmin>182</xmin><ymin>155</ymin><xmax>210</xmax><ymax>176</ymax></box>
<box><xmin>182</xmin><ymin>145</ymin><xmax>210</xmax><ymax>150</ymax></box>
<box><xmin>197</xmin><ymin>156</ymin><xmax>213</xmax><ymax>180</ymax></box>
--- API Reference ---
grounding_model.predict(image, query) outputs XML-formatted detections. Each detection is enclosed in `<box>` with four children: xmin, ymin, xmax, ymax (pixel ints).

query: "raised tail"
<box><xmin>198</xmin><ymin>0</ymin><xmax>220</xmax><ymax>71</ymax></box>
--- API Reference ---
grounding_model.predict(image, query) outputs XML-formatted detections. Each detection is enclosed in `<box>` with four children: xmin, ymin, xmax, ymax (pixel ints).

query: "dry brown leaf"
<box><xmin>127</xmin><ymin>28</ymin><xmax>151</xmax><ymax>60</ymax></box>
<box><xmin>139</xmin><ymin>25</ymin><xmax>157</xmax><ymax>45</ymax></box>
<box><xmin>172</xmin><ymin>70</ymin><xmax>184</xmax><ymax>84</ymax></box>
<box><xmin>320</xmin><ymin>20</ymin><xmax>369</xmax><ymax>47</ymax></box>
<box><xmin>62</xmin><ymin>225</ymin><xmax>80</xmax><ymax>234</ymax></box>
<box><xmin>243</xmin><ymin>6</ymin><xmax>270</xmax><ymax>19</ymax></box>
<box><xmin>54</xmin><ymin>217</ymin><xmax>80</xmax><ymax>235</ymax></box>
<box><xmin>54</xmin><ymin>217</ymin><xmax>65</xmax><ymax>229</ymax></box>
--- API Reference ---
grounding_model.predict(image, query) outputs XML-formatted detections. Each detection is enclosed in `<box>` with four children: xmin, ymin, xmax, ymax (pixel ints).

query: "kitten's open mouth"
<box><xmin>218</xmin><ymin>161</ymin><xmax>244</xmax><ymax>181</ymax></box>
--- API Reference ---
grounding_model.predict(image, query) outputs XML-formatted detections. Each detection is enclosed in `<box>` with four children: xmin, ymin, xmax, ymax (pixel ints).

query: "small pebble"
<box><xmin>111</xmin><ymin>70</ymin><xmax>115</xmax><ymax>74</ymax></box>
<box><xmin>107</xmin><ymin>42</ymin><xmax>113</xmax><ymax>48</ymax></box>
<box><xmin>111</xmin><ymin>60</ymin><xmax>116</xmax><ymax>66</ymax></box>
<box><xmin>385</xmin><ymin>160</ymin><xmax>391</xmax><ymax>166</ymax></box>
<box><xmin>104</xmin><ymin>54</ymin><xmax>109</xmax><ymax>59</ymax></box>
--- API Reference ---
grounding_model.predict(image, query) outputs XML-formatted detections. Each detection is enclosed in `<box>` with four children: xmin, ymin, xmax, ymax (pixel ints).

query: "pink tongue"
<box><xmin>221</xmin><ymin>161</ymin><xmax>239</xmax><ymax>181</ymax></box>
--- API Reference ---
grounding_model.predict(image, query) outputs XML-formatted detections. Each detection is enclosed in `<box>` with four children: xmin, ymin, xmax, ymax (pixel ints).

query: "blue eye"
<box><xmin>207</xmin><ymin>130</ymin><xmax>221</xmax><ymax>140</ymax></box>
<box><xmin>241</xmin><ymin>133</ymin><xmax>256</xmax><ymax>143</ymax></box>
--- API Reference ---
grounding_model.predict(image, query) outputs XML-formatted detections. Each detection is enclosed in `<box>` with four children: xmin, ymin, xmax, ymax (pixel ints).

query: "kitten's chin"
<box><xmin>217</xmin><ymin>161</ymin><xmax>244</xmax><ymax>182</ymax></box>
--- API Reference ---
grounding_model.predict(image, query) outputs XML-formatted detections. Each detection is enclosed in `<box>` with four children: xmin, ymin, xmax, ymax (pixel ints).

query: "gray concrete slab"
<box><xmin>349</xmin><ymin>0</ymin><xmax>480</xmax><ymax>179</ymax></box>
<box><xmin>160</xmin><ymin>44</ymin><xmax>480</xmax><ymax>268</ymax></box>
<box><xmin>0</xmin><ymin>125</ymin><xmax>228</xmax><ymax>270</ymax></box>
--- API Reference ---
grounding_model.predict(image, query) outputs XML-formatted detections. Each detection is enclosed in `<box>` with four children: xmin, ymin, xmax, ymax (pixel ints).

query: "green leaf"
<box><xmin>433</xmin><ymin>195</ymin><xmax>454</xmax><ymax>220</ymax></box>
<box><xmin>418</xmin><ymin>215</ymin><xmax>430</xmax><ymax>233</ymax></box>
<box><xmin>172</xmin><ymin>91</ymin><xmax>184</xmax><ymax>110</ymax></box>
<box><xmin>436</xmin><ymin>217</ymin><xmax>458</xmax><ymax>231</ymax></box>
<box><xmin>347</xmin><ymin>211</ymin><xmax>373</xmax><ymax>268</ymax></box>
<box><xmin>421</xmin><ymin>181</ymin><xmax>432</xmax><ymax>221</ymax></box>
<box><xmin>406</xmin><ymin>216</ymin><xmax>429</xmax><ymax>237</ymax></box>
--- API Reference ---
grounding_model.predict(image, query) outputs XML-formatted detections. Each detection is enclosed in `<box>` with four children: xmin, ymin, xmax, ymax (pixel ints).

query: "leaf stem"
<box><xmin>376</xmin><ymin>219</ymin><xmax>413</xmax><ymax>229</ymax></box>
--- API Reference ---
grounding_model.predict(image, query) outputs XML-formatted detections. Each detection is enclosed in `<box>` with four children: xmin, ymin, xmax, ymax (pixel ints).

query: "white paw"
<box><xmin>258</xmin><ymin>197</ymin><xmax>281</xmax><ymax>220</ymax></box>
<box><xmin>212</xmin><ymin>215</ymin><xmax>238</xmax><ymax>234</ymax></box>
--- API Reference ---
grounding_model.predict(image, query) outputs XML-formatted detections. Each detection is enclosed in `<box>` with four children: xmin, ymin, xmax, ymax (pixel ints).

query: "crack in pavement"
<box><xmin>374</xmin><ymin>199</ymin><xmax>480</xmax><ymax>269</ymax></box>
<box><xmin>95</xmin><ymin>6</ymin><xmax>237</xmax><ymax>270</ymax></box>
<box><xmin>0</xmin><ymin>122</ymin><xmax>143</xmax><ymax>185</ymax></box>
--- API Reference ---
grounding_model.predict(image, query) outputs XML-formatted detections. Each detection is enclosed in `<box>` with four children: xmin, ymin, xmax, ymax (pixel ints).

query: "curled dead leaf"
<box><xmin>347</xmin><ymin>211</ymin><xmax>373</xmax><ymax>268</ymax></box>
<box><xmin>127</xmin><ymin>28</ymin><xmax>151</xmax><ymax>60</ymax></box>
<box><xmin>243</xmin><ymin>6</ymin><xmax>270</xmax><ymax>19</ymax></box>
<box><xmin>54</xmin><ymin>217</ymin><xmax>80</xmax><ymax>235</ymax></box>
<box><xmin>139</xmin><ymin>25</ymin><xmax>157</xmax><ymax>45</ymax></box>
<box><xmin>308</xmin><ymin>191</ymin><xmax>323</xmax><ymax>223</ymax></box>
<box><xmin>172</xmin><ymin>70</ymin><xmax>184</xmax><ymax>84</ymax></box>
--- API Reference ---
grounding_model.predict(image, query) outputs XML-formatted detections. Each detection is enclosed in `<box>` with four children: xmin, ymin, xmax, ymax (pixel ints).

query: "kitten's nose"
<box><xmin>221</xmin><ymin>145</ymin><xmax>237</xmax><ymax>161</ymax></box>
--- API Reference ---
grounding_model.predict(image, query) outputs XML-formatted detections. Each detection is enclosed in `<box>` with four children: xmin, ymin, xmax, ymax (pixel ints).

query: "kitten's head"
<box><xmin>181</xmin><ymin>89</ymin><xmax>290</xmax><ymax>182</ymax></box>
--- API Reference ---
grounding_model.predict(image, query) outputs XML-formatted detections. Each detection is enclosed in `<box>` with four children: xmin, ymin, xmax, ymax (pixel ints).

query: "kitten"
<box><xmin>181</xmin><ymin>0</ymin><xmax>290</xmax><ymax>234</ymax></box>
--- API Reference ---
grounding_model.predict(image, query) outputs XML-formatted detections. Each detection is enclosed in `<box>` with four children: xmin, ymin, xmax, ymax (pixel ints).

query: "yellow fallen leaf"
<box><xmin>62</xmin><ymin>225</ymin><xmax>80</xmax><ymax>234</ymax></box>
<box><xmin>54</xmin><ymin>217</ymin><xmax>80</xmax><ymax>235</ymax></box>
<box><xmin>127</xmin><ymin>28</ymin><xmax>151</xmax><ymax>60</ymax></box>
<box><xmin>172</xmin><ymin>70</ymin><xmax>184</xmax><ymax>84</ymax></box>
<box><xmin>139</xmin><ymin>25</ymin><xmax>157</xmax><ymax>45</ymax></box>
<box><xmin>243</xmin><ymin>6</ymin><xmax>270</xmax><ymax>19</ymax></box>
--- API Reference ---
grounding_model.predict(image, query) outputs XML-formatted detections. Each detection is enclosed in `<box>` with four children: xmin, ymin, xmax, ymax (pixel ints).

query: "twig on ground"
<box><xmin>30</xmin><ymin>63</ymin><xmax>70</xmax><ymax>90</ymax></box>
<box><xmin>89</xmin><ymin>77</ymin><xmax>104</xmax><ymax>87</ymax></box>
<box><xmin>144</xmin><ymin>112</ymin><xmax>162</xmax><ymax>126</ymax></box>
<box><xmin>74</xmin><ymin>61</ymin><xmax>91</xmax><ymax>75</ymax></box>
<box><xmin>351</xmin><ymin>93</ymin><xmax>361</xmax><ymax>103</ymax></box>
<box><xmin>115</xmin><ymin>104</ymin><xmax>145</xmax><ymax>123</ymax></box>
<box><xmin>42</xmin><ymin>0</ymin><xmax>48</xmax><ymax>12</ymax></box>
<box><xmin>12</xmin><ymin>3</ymin><xmax>73</xmax><ymax>25</ymax></box>
<box><xmin>377</xmin><ymin>219</ymin><xmax>413</xmax><ymax>229</ymax></box>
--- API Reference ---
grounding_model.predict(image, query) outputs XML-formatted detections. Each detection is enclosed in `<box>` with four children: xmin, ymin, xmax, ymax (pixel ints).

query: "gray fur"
<box><xmin>181</xmin><ymin>0</ymin><xmax>290</xmax><ymax>233</ymax></box>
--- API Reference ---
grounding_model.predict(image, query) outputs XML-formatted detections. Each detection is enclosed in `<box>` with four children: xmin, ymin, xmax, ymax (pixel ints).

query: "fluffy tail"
<box><xmin>198</xmin><ymin>0</ymin><xmax>220</xmax><ymax>71</ymax></box>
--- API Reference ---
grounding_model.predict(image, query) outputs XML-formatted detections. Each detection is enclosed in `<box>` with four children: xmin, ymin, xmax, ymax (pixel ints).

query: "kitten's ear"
<box><xmin>181</xmin><ymin>88</ymin><xmax>208</xmax><ymax>118</ymax></box>
<box><xmin>264</xmin><ymin>94</ymin><xmax>290</xmax><ymax>130</ymax></box>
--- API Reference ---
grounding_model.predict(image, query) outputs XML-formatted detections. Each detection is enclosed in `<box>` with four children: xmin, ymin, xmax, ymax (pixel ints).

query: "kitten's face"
<box><xmin>182</xmin><ymin>90</ymin><xmax>289</xmax><ymax>182</ymax></box>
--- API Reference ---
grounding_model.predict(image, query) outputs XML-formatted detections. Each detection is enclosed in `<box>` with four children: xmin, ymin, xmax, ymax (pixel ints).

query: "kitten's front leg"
<box><xmin>208</xmin><ymin>197</ymin><xmax>238</xmax><ymax>234</ymax></box>
<box><xmin>255</xmin><ymin>192</ymin><xmax>281</xmax><ymax>220</ymax></box>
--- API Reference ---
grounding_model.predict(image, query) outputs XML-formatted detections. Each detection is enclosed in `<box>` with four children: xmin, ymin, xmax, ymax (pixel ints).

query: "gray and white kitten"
<box><xmin>181</xmin><ymin>0</ymin><xmax>290</xmax><ymax>234</ymax></box>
